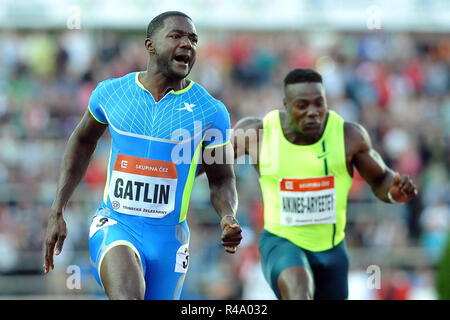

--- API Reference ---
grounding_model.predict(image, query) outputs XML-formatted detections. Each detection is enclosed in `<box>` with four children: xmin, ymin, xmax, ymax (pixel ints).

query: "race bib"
<box><xmin>109</xmin><ymin>154</ymin><xmax>177</xmax><ymax>218</ymax></box>
<box><xmin>279</xmin><ymin>176</ymin><xmax>336</xmax><ymax>226</ymax></box>
<box><xmin>174</xmin><ymin>244</ymin><xmax>189</xmax><ymax>274</ymax></box>
<box><xmin>89</xmin><ymin>215</ymin><xmax>117</xmax><ymax>238</ymax></box>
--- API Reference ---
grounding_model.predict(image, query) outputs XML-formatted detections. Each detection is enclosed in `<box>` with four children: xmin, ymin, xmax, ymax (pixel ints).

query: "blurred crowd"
<box><xmin>0</xmin><ymin>28</ymin><xmax>448</xmax><ymax>299</ymax></box>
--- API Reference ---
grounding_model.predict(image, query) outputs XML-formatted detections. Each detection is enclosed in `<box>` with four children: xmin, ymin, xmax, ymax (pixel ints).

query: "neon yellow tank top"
<box><xmin>259</xmin><ymin>110</ymin><xmax>353</xmax><ymax>252</ymax></box>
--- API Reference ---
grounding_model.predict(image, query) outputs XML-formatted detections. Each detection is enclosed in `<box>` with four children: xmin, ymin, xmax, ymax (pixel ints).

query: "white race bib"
<box><xmin>174</xmin><ymin>244</ymin><xmax>189</xmax><ymax>274</ymax></box>
<box><xmin>89</xmin><ymin>215</ymin><xmax>117</xmax><ymax>238</ymax></box>
<box><xmin>279</xmin><ymin>176</ymin><xmax>336</xmax><ymax>226</ymax></box>
<box><xmin>109</xmin><ymin>154</ymin><xmax>177</xmax><ymax>218</ymax></box>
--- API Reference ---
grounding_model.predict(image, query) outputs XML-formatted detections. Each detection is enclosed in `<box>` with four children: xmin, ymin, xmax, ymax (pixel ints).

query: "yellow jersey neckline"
<box><xmin>135</xmin><ymin>71</ymin><xmax>195</xmax><ymax>95</ymax></box>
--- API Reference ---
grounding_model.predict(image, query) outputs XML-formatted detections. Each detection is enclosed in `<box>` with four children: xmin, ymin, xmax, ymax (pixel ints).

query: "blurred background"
<box><xmin>0</xmin><ymin>0</ymin><xmax>449</xmax><ymax>299</ymax></box>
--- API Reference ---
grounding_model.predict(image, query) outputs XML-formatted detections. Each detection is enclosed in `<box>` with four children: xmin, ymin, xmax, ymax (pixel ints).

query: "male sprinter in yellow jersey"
<box><xmin>43</xmin><ymin>11</ymin><xmax>242</xmax><ymax>300</ymax></box>
<box><xmin>232</xmin><ymin>68</ymin><xmax>417</xmax><ymax>300</ymax></box>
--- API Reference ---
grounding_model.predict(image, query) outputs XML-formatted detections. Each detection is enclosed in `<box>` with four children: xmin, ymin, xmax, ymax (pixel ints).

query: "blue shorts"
<box><xmin>89</xmin><ymin>208</ymin><xmax>190</xmax><ymax>300</ymax></box>
<box><xmin>259</xmin><ymin>229</ymin><xmax>349</xmax><ymax>300</ymax></box>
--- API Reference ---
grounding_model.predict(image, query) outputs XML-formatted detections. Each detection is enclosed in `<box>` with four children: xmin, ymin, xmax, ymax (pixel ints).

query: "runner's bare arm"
<box><xmin>345</xmin><ymin>122</ymin><xmax>417</xmax><ymax>203</ymax></box>
<box><xmin>44</xmin><ymin>110</ymin><xmax>107</xmax><ymax>273</ymax></box>
<box><xmin>231</xmin><ymin>117</ymin><xmax>262</xmax><ymax>170</ymax></box>
<box><xmin>197</xmin><ymin>117</ymin><xmax>262</xmax><ymax>177</ymax></box>
<box><xmin>204</xmin><ymin>143</ymin><xmax>242</xmax><ymax>253</ymax></box>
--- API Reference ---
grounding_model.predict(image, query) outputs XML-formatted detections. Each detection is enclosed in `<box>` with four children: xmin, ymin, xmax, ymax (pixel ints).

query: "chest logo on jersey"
<box><xmin>176</xmin><ymin>102</ymin><xmax>196</xmax><ymax>112</ymax></box>
<box><xmin>279</xmin><ymin>176</ymin><xmax>336</xmax><ymax>226</ymax></box>
<box><xmin>109</xmin><ymin>154</ymin><xmax>178</xmax><ymax>218</ymax></box>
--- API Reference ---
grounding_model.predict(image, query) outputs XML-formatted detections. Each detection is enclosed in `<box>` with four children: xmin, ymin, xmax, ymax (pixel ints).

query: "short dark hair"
<box><xmin>284</xmin><ymin>68</ymin><xmax>323</xmax><ymax>87</ymax></box>
<box><xmin>146</xmin><ymin>11</ymin><xmax>192</xmax><ymax>39</ymax></box>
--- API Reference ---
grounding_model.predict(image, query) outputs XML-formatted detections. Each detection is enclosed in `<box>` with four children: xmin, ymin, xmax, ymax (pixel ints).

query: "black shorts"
<box><xmin>259</xmin><ymin>228</ymin><xmax>349</xmax><ymax>299</ymax></box>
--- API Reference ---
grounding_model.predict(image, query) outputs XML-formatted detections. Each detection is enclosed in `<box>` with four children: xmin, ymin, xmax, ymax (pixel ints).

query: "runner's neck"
<box><xmin>138</xmin><ymin>71</ymin><xmax>190</xmax><ymax>102</ymax></box>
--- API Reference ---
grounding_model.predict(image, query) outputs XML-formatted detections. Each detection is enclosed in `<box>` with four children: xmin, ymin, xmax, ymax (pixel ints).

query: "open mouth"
<box><xmin>173</xmin><ymin>54</ymin><xmax>190</xmax><ymax>65</ymax></box>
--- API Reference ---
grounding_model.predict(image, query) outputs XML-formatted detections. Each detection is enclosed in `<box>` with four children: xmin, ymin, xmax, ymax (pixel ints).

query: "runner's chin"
<box><xmin>302</xmin><ymin>123</ymin><xmax>322</xmax><ymax>135</ymax></box>
<box><xmin>170</xmin><ymin>60</ymin><xmax>191</xmax><ymax>79</ymax></box>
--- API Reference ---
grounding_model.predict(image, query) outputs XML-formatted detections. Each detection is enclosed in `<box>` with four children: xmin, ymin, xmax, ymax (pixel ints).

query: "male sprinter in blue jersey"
<box><xmin>43</xmin><ymin>11</ymin><xmax>242</xmax><ymax>300</ymax></box>
<box><xmin>232</xmin><ymin>68</ymin><xmax>417</xmax><ymax>299</ymax></box>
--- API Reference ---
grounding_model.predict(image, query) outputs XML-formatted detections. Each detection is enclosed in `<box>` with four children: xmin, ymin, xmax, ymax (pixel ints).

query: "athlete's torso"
<box><xmin>259</xmin><ymin>109</ymin><xmax>353</xmax><ymax>251</ymax></box>
<box><xmin>88</xmin><ymin>72</ymin><xmax>231</xmax><ymax>225</ymax></box>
